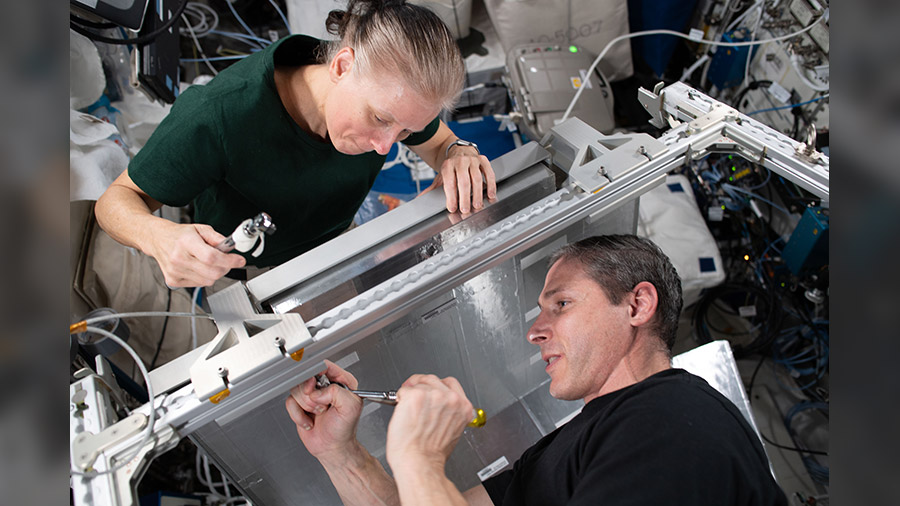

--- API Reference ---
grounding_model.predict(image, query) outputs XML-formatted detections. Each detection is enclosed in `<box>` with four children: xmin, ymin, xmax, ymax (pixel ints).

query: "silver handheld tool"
<box><xmin>217</xmin><ymin>212</ymin><xmax>276</xmax><ymax>257</ymax></box>
<box><xmin>315</xmin><ymin>375</ymin><xmax>486</xmax><ymax>427</ymax></box>
<box><xmin>351</xmin><ymin>389</ymin><xmax>399</xmax><ymax>405</ymax></box>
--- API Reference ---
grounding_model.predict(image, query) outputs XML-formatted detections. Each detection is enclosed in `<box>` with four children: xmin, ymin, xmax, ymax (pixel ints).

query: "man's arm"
<box><xmin>384</xmin><ymin>375</ymin><xmax>482</xmax><ymax>506</ymax></box>
<box><xmin>286</xmin><ymin>361</ymin><xmax>401</xmax><ymax>506</ymax></box>
<box><xmin>316</xmin><ymin>440</ymin><xmax>401</xmax><ymax>506</ymax></box>
<box><xmin>407</xmin><ymin>121</ymin><xmax>496</xmax><ymax>214</ymax></box>
<box><xmin>95</xmin><ymin>169</ymin><xmax>245</xmax><ymax>287</ymax></box>
<box><xmin>287</xmin><ymin>364</ymin><xmax>495</xmax><ymax>506</ymax></box>
<box><xmin>463</xmin><ymin>484</ymin><xmax>493</xmax><ymax>505</ymax></box>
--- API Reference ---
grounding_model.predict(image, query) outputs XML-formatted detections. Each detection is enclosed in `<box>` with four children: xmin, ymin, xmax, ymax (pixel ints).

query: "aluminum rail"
<box><xmin>640</xmin><ymin>81</ymin><xmax>828</xmax><ymax>202</ymax></box>
<box><xmin>246</xmin><ymin>142</ymin><xmax>552</xmax><ymax>304</ymax></box>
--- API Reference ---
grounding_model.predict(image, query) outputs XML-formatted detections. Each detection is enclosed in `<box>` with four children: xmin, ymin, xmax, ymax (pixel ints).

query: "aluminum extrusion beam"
<box><xmin>246</xmin><ymin>142</ymin><xmax>551</xmax><ymax>304</ymax></box>
<box><xmin>639</xmin><ymin>81</ymin><xmax>829</xmax><ymax>202</ymax></box>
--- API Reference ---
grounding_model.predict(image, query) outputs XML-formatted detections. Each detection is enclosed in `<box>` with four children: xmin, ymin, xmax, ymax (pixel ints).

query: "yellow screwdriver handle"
<box><xmin>468</xmin><ymin>408</ymin><xmax>487</xmax><ymax>428</ymax></box>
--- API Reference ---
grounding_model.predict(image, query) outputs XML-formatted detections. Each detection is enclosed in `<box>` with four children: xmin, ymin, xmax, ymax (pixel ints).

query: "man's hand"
<box><xmin>145</xmin><ymin>221</ymin><xmax>246</xmax><ymax>288</ymax></box>
<box><xmin>285</xmin><ymin>360</ymin><xmax>364</xmax><ymax>462</ymax></box>
<box><xmin>425</xmin><ymin>147</ymin><xmax>497</xmax><ymax>214</ymax></box>
<box><xmin>385</xmin><ymin>374</ymin><xmax>473</xmax><ymax>471</ymax></box>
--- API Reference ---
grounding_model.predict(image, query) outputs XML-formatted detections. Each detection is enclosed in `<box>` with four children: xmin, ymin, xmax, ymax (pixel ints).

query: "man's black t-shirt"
<box><xmin>482</xmin><ymin>369</ymin><xmax>788</xmax><ymax>505</ymax></box>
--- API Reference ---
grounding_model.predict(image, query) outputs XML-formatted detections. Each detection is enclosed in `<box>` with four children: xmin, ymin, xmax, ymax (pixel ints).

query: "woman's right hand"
<box><xmin>285</xmin><ymin>360</ymin><xmax>365</xmax><ymax>461</ymax></box>
<box><xmin>95</xmin><ymin>169</ymin><xmax>246</xmax><ymax>288</ymax></box>
<box><xmin>145</xmin><ymin>221</ymin><xmax>246</xmax><ymax>287</ymax></box>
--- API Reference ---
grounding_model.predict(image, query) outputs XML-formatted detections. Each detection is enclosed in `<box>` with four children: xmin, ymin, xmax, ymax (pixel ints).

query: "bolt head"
<box><xmin>217</xmin><ymin>367</ymin><xmax>228</xmax><ymax>377</ymax></box>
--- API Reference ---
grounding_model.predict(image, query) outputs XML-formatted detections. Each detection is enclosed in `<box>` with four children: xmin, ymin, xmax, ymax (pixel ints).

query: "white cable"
<box><xmin>204</xmin><ymin>454</ymin><xmax>220</xmax><ymax>496</ymax></box>
<box><xmin>267</xmin><ymin>0</ymin><xmax>291</xmax><ymax>33</ymax></box>
<box><xmin>699</xmin><ymin>56</ymin><xmax>712</xmax><ymax>90</ymax></box>
<box><xmin>183</xmin><ymin>2</ymin><xmax>220</xmax><ymax>37</ymax></box>
<box><xmin>182</xmin><ymin>13</ymin><xmax>219</xmax><ymax>76</ymax></box>
<box><xmin>790</xmin><ymin>54</ymin><xmax>829</xmax><ymax>92</ymax></box>
<box><xmin>180</xmin><ymin>7</ymin><xmax>209</xmax><ymax>35</ymax></box>
<box><xmin>559</xmin><ymin>14</ymin><xmax>827</xmax><ymax>123</ymax></box>
<box><xmin>726</xmin><ymin>0</ymin><xmax>764</xmax><ymax>32</ymax></box>
<box><xmin>196</xmin><ymin>450</ymin><xmax>251</xmax><ymax>504</ymax></box>
<box><xmin>195</xmin><ymin>451</ymin><xmax>228</xmax><ymax>488</ymax></box>
<box><xmin>740</xmin><ymin>4</ymin><xmax>765</xmax><ymax>91</ymax></box>
<box><xmin>70</xmin><ymin>326</ymin><xmax>160</xmax><ymax>477</ymax></box>
<box><xmin>193</xmin><ymin>1</ymin><xmax>219</xmax><ymax>34</ymax></box>
<box><xmin>83</xmin><ymin>311</ymin><xmax>213</xmax><ymax>325</ymax></box>
<box><xmin>679</xmin><ymin>54</ymin><xmax>709</xmax><ymax>82</ymax></box>
<box><xmin>191</xmin><ymin>287</ymin><xmax>202</xmax><ymax>350</ymax></box>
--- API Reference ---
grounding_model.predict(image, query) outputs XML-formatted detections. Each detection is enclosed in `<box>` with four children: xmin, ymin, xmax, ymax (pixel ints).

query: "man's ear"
<box><xmin>628</xmin><ymin>281</ymin><xmax>659</xmax><ymax>328</ymax></box>
<box><xmin>329</xmin><ymin>47</ymin><xmax>355</xmax><ymax>82</ymax></box>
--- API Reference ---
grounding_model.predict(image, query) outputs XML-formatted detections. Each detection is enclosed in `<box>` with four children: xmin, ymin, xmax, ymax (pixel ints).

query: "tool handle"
<box><xmin>216</xmin><ymin>236</ymin><xmax>237</xmax><ymax>253</ymax></box>
<box><xmin>216</xmin><ymin>212</ymin><xmax>276</xmax><ymax>255</ymax></box>
<box><xmin>468</xmin><ymin>408</ymin><xmax>487</xmax><ymax>428</ymax></box>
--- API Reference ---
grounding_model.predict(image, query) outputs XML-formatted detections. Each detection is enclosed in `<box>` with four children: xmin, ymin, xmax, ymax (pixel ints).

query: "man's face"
<box><xmin>324</xmin><ymin>66</ymin><xmax>439</xmax><ymax>156</ymax></box>
<box><xmin>527</xmin><ymin>257</ymin><xmax>635</xmax><ymax>403</ymax></box>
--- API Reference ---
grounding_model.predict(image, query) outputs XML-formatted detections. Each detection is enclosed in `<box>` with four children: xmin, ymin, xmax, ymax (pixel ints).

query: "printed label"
<box><xmin>478</xmin><ymin>456</ymin><xmax>510</xmax><ymax>481</ymax></box>
<box><xmin>528</xmin><ymin>19</ymin><xmax>605</xmax><ymax>45</ymax></box>
<box><xmin>739</xmin><ymin>305</ymin><xmax>758</xmax><ymax>318</ymax></box>
<box><xmin>689</xmin><ymin>28</ymin><xmax>705</xmax><ymax>41</ymax></box>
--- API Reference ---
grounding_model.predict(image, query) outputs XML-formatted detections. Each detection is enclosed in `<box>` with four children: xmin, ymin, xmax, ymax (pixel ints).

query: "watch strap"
<box><xmin>445</xmin><ymin>139</ymin><xmax>479</xmax><ymax>158</ymax></box>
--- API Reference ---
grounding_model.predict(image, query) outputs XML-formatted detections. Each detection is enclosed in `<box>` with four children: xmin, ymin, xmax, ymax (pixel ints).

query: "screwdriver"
<box><xmin>316</xmin><ymin>375</ymin><xmax>486</xmax><ymax>428</ymax></box>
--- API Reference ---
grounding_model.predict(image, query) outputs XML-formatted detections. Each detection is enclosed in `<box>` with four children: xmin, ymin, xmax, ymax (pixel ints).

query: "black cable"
<box><xmin>150</xmin><ymin>288</ymin><xmax>173</xmax><ymax>370</ymax></box>
<box><xmin>693</xmin><ymin>283</ymin><xmax>781</xmax><ymax>357</ymax></box>
<box><xmin>69</xmin><ymin>0</ymin><xmax>189</xmax><ymax>46</ymax></box>
<box><xmin>747</xmin><ymin>353</ymin><xmax>767</xmax><ymax>397</ymax></box>
<box><xmin>790</xmin><ymin>108</ymin><xmax>801</xmax><ymax>139</ymax></box>
<box><xmin>746</xmin><ymin>355</ymin><xmax>829</xmax><ymax>457</ymax></box>
<box><xmin>760</xmin><ymin>430</ymin><xmax>828</xmax><ymax>456</ymax></box>
<box><xmin>733</xmin><ymin>80</ymin><xmax>772</xmax><ymax>110</ymax></box>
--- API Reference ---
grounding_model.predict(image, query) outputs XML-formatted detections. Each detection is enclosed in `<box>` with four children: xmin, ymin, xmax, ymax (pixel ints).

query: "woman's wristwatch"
<box><xmin>445</xmin><ymin>138</ymin><xmax>480</xmax><ymax>158</ymax></box>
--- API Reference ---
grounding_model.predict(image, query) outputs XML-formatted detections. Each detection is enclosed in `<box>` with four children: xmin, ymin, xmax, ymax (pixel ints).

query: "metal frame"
<box><xmin>69</xmin><ymin>82</ymin><xmax>828</xmax><ymax>506</ymax></box>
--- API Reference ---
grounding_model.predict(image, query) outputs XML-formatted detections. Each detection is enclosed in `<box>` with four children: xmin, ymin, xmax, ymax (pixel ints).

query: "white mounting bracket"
<box><xmin>189</xmin><ymin>283</ymin><xmax>313</xmax><ymax>402</ymax></box>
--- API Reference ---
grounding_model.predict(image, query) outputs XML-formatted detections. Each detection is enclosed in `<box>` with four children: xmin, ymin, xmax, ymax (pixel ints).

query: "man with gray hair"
<box><xmin>286</xmin><ymin>234</ymin><xmax>788</xmax><ymax>505</ymax></box>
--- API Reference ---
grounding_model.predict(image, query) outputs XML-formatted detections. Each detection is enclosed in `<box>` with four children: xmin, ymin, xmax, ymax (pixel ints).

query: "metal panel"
<box><xmin>189</xmin><ymin>171</ymin><xmax>639</xmax><ymax>505</ymax></box>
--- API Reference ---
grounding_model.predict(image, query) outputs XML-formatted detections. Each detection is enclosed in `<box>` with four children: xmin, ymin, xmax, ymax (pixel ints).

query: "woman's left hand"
<box><xmin>426</xmin><ymin>147</ymin><xmax>496</xmax><ymax>214</ymax></box>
